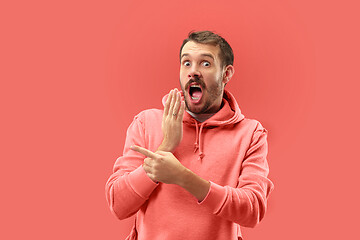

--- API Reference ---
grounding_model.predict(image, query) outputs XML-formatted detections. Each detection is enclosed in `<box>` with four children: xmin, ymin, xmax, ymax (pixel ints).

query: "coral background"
<box><xmin>1</xmin><ymin>0</ymin><xmax>359</xmax><ymax>239</ymax></box>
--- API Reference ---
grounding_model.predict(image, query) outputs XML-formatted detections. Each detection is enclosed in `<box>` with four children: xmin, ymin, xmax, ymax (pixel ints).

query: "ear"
<box><xmin>222</xmin><ymin>65</ymin><xmax>235</xmax><ymax>85</ymax></box>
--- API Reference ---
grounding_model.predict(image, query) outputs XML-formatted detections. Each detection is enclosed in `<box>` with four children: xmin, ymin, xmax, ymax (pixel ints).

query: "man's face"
<box><xmin>180</xmin><ymin>41</ymin><xmax>226</xmax><ymax>114</ymax></box>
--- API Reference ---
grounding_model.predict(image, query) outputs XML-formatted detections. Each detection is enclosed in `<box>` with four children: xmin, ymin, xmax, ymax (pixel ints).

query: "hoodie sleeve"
<box><xmin>105</xmin><ymin>113</ymin><xmax>158</xmax><ymax>220</ymax></box>
<box><xmin>199</xmin><ymin>123</ymin><xmax>274</xmax><ymax>227</ymax></box>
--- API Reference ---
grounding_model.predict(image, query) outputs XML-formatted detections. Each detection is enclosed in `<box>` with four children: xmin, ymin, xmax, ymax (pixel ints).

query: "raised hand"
<box><xmin>131</xmin><ymin>145</ymin><xmax>186</xmax><ymax>185</ymax></box>
<box><xmin>158</xmin><ymin>89</ymin><xmax>185</xmax><ymax>152</ymax></box>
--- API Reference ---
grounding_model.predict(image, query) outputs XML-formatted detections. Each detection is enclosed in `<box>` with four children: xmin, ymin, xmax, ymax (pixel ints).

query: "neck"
<box><xmin>186</xmin><ymin>110</ymin><xmax>216</xmax><ymax>122</ymax></box>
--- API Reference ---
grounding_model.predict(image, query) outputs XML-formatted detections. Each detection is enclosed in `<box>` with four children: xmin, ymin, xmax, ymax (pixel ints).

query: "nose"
<box><xmin>188</xmin><ymin>65</ymin><xmax>201</xmax><ymax>79</ymax></box>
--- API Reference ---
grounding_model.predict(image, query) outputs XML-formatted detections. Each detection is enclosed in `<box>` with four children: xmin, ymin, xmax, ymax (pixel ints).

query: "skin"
<box><xmin>131</xmin><ymin>42</ymin><xmax>235</xmax><ymax>202</ymax></box>
<box><xmin>180</xmin><ymin>41</ymin><xmax>234</xmax><ymax>114</ymax></box>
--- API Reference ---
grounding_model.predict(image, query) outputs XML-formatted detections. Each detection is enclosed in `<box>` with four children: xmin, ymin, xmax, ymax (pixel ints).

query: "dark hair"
<box><xmin>179</xmin><ymin>30</ymin><xmax>234</xmax><ymax>68</ymax></box>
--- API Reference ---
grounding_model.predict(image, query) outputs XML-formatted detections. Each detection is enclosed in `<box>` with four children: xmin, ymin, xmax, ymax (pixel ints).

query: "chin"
<box><xmin>185</xmin><ymin>103</ymin><xmax>201</xmax><ymax>113</ymax></box>
<box><xmin>187</xmin><ymin>103</ymin><xmax>208</xmax><ymax>114</ymax></box>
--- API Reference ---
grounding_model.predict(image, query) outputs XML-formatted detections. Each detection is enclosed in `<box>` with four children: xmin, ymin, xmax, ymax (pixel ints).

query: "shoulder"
<box><xmin>133</xmin><ymin>108</ymin><xmax>163</xmax><ymax>126</ymax></box>
<box><xmin>238</xmin><ymin>118</ymin><xmax>268</xmax><ymax>137</ymax></box>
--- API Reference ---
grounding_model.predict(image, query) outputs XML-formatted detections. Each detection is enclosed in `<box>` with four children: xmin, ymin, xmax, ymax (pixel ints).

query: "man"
<box><xmin>105</xmin><ymin>31</ymin><xmax>274</xmax><ymax>240</ymax></box>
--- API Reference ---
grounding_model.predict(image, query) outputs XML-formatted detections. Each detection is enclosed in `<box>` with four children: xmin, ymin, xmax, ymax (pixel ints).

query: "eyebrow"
<box><xmin>181</xmin><ymin>53</ymin><xmax>215</xmax><ymax>61</ymax></box>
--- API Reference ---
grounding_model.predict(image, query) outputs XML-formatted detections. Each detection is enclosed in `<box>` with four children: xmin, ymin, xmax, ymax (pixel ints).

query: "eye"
<box><xmin>183</xmin><ymin>61</ymin><xmax>191</xmax><ymax>67</ymax></box>
<box><xmin>202</xmin><ymin>61</ymin><xmax>210</xmax><ymax>67</ymax></box>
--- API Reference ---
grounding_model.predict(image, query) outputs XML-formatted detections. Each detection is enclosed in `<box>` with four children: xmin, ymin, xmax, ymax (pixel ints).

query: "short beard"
<box><xmin>180</xmin><ymin>77</ymin><xmax>224</xmax><ymax>114</ymax></box>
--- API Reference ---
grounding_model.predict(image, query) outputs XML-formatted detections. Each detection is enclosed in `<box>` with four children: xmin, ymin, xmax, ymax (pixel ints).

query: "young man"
<box><xmin>105</xmin><ymin>31</ymin><xmax>274</xmax><ymax>240</ymax></box>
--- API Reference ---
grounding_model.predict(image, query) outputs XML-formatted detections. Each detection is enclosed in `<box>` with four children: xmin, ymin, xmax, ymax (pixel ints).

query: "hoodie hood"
<box><xmin>162</xmin><ymin>89</ymin><xmax>245</xmax><ymax>160</ymax></box>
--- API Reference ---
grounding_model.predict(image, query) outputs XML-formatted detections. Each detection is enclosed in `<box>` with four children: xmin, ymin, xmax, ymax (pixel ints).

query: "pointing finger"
<box><xmin>130</xmin><ymin>145</ymin><xmax>158</xmax><ymax>159</ymax></box>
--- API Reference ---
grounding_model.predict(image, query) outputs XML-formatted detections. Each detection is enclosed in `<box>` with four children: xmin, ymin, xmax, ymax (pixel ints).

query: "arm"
<box><xmin>105</xmin><ymin>114</ymin><xmax>158</xmax><ymax>220</ymax></box>
<box><xmin>130</xmin><ymin>146</ymin><xmax>210</xmax><ymax>201</ymax></box>
<box><xmin>198</xmin><ymin>125</ymin><xmax>274</xmax><ymax>227</ymax></box>
<box><xmin>105</xmin><ymin>88</ymin><xmax>185</xmax><ymax>219</ymax></box>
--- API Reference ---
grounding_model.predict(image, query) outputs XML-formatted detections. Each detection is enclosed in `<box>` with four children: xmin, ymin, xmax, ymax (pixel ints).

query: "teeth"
<box><xmin>191</xmin><ymin>85</ymin><xmax>200</xmax><ymax>88</ymax></box>
<box><xmin>191</xmin><ymin>96</ymin><xmax>199</xmax><ymax>100</ymax></box>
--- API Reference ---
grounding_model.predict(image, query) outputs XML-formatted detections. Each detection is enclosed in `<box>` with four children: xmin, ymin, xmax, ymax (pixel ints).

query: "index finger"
<box><xmin>163</xmin><ymin>90</ymin><xmax>173</xmax><ymax>116</ymax></box>
<box><xmin>130</xmin><ymin>145</ymin><xmax>159</xmax><ymax>159</ymax></box>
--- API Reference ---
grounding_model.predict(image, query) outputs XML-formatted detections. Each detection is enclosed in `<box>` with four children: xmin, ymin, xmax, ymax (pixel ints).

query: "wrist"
<box><xmin>157</xmin><ymin>141</ymin><xmax>176</xmax><ymax>152</ymax></box>
<box><xmin>177</xmin><ymin>167</ymin><xmax>191</xmax><ymax>187</ymax></box>
<box><xmin>171</xmin><ymin>165</ymin><xmax>188</xmax><ymax>187</ymax></box>
<box><xmin>177</xmin><ymin>168</ymin><xmax>210</xmax><ymax>202</ymax></box>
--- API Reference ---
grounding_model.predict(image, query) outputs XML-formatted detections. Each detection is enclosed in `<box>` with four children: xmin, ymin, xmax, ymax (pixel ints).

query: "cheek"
<box><xmin>179</xmin><ymin>71</ymin><xmax>188</xmax><ymax>85</ymax></box>
<box><xmin>203</xmin><ymin>73</ymin><xmax>218</xmax><ymax>85</ymax></box>
<box><xmin>179</xmin><ymin>78</ymin><xmax>187</xmax><ymax>91</ymax></box>
<box><xmin>180</xmin><ymin>70</ymin><xmax>188</xmax><ymax>79</ymax></box>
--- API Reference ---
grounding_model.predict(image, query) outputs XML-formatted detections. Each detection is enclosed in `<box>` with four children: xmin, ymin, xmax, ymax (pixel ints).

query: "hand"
<box><xmin>131</xmin><ymin>145</ymin><xmax>186</xmax><ymax>185</ymax></box>
<box><xmin>158</xmin><ymin>89</ymin><xmax>185</xmax><ymax>152</ymax></box>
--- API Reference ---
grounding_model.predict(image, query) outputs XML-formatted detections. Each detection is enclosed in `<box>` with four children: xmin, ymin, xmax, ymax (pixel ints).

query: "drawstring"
<box><xmin>198</xmin><ymin>124</ymin><xmax>205</xmax><ymax>160</ymax></box>
<box><xmin>194</xmin><ymin>121</ymin><xmax>199</xmax><ymax>153</ymax></box>
<box><xmin>193</xmin><ymin>121</ymin><xmax>205</xmax><ymax>160</ymax></box>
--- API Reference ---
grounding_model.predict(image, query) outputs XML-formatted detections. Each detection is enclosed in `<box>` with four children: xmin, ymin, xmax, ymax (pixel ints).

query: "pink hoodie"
<box><xmin>105</xmin><ymin>90</ymin><xmax>274</xmax><ymax>240</ymax></box>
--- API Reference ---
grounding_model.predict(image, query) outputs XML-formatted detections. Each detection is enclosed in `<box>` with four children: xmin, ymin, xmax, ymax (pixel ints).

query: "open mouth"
<box><xmin>189</xmin><ymin>84</ymin><xmax>203</xmax><ymax>101</ymax></box>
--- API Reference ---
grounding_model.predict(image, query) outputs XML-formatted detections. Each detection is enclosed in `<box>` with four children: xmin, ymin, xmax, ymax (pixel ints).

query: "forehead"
<box><xmin>181</xmin><ymin>41</ymin><xmax>220</xmax><ymax>60</ymax></box>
